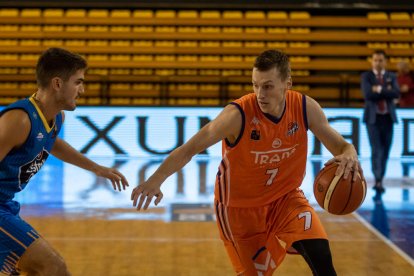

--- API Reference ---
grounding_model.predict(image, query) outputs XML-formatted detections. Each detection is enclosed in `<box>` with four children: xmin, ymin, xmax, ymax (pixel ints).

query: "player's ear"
<box><xmin>286</xmin><ymin>76</ymin><xmax>292</xmax><ymax>90</ymax></box>
<box><xmin>51</xmin><ymin>77</ymin><xmax>62</xmax><ymax>90</ymax></box>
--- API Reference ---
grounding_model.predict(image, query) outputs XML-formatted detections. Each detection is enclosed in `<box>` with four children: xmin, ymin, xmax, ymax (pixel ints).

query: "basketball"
<box><xmin>313</xmin><ymin>162</ymin><xmax>367</xmax><ymax>215</ymax></box>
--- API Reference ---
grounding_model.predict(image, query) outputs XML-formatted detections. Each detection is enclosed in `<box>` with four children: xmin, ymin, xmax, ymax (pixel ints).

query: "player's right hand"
<box><xmin>131</xmin><ymin>181</ymin><xmax>163</xmax><ymax>211</ymax></box>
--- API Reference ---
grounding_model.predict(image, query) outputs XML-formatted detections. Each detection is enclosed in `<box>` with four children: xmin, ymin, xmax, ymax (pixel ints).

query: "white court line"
<box><xmin>353</xmin><ymin>212</ymin><xmax>414</xmax><ymax>267</ymax></box>
<box><xmin>46</xmin><ymin>237</ymin><xmax>220</xmax><ymax>242</ymax></box>
<box><xmin>46</xmin><ymin>236</ymin><xmax>387</xmax><ymax>243</ymax></box>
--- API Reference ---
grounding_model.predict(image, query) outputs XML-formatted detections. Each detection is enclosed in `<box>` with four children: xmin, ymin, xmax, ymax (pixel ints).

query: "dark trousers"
<box><xmin>366</xmin><ymin>114</ymin><xmax>394</xmax><ymax>182</ymax></box>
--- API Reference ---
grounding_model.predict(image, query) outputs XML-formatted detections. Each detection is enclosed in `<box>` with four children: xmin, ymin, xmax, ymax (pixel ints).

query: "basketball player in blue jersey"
<box><xmin>0</xmin><ymin>48</ymin><xmax>129</xmax><ymax>275</ymax></box>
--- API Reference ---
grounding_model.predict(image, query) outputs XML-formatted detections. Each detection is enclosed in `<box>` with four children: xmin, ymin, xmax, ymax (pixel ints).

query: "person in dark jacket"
<box><xmin>361</xmin><ymin>50</ymin><xmax>400</xmax><ymax>192</ymax></box>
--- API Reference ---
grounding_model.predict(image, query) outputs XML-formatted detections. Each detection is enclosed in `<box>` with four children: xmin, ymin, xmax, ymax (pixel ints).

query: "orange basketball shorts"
<box><xmin>214</xmin><ymin>188</ymin><xmax>328</xmax><ymax>276</ymax></box>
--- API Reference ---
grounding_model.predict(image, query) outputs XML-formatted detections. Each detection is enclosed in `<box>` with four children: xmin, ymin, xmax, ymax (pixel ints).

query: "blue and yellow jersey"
<box><xmin>0</xmin><ymin>95</ymin><xmax>62</xmax><ymax>202</ymax></box>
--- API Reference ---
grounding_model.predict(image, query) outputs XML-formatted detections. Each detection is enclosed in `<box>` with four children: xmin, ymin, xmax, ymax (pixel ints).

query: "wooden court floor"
<box><xmin>12</xmin><ymin>209</ymin><xmax>414</xmax><ymax>276</ymax></box>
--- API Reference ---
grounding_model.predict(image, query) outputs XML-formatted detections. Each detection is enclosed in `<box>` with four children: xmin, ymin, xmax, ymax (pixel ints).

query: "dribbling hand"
<box><xmin>325</xmin><ymin>155</ymin><xmax>365</xmax><ymax>182</ymax></box>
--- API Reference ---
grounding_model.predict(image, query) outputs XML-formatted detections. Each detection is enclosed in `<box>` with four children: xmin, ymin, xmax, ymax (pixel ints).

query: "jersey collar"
<box><xmin>29</xmin><ymin>94</ymin><xmax>55</xmax><ymax>133</ymax></box>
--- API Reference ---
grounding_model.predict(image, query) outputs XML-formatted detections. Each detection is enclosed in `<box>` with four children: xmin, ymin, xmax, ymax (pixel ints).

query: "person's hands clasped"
<box><xmin>324</xmin><ymin>154</ymin><xmax>364</xmax><ymax>182</ymax></box>
<box><xmin>95</xmin><ymin>165</ymin><xmax>129</xmax><ymax>191</ymax></box>
<box><xmin>372</xmin><ymin>85</ymin><xmax>382</xmax><ymax>94</ymax></box>
<box><xmin>131</xmin><ymin>180</ymin><xmax>164</xmax><ymax>211</ymax></box>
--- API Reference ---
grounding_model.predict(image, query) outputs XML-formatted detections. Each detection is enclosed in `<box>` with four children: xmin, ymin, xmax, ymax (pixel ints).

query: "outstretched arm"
<box><xmin>131</xmin><ymin>104</ymin><xmax>242</xmax><ymax>210</ymax></box>
<box><xmin>51</xmin><ymin>138</ymin><xmax>128</xmax><ymax>191</ymax></box>
<box><xmin>306</xmin><ymin>96</ymin><xmax>363</xmax><ymax>181</ymax></box>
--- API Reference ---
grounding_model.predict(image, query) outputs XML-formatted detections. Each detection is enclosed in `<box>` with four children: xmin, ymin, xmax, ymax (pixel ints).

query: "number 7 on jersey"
<box><xmin>265</xmin><ymin>168</ymin><xmax>279</xmax><ymax>185</ymax></box>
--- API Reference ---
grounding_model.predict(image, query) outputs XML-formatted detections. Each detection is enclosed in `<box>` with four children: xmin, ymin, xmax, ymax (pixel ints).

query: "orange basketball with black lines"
<box><xmin>313</xmin><ymin>162</ymin><xmax>367</xmax><ymax>215</ymax></box>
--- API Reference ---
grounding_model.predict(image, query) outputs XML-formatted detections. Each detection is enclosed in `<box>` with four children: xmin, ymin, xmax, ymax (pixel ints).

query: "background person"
<box><xmin>360</xmin><ymin>49</ymin><xmax>400</xmax><ymax>193</ymax></box>
<box><xmin>396</xmin><ymin>60</ymin><xmax>414</xmax><ymax>107</ymax></box>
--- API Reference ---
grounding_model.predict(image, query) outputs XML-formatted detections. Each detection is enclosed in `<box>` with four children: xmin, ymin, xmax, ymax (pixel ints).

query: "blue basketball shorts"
<box><xmin>0</xmin><ymin>200</ymin><xmax>40</xmax><ymax>275</ymax></box>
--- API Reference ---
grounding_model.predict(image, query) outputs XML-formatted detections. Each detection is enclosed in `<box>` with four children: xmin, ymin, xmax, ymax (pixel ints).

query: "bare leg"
<box><xmin>17</xmin><ymin>238</ymin><xmax>70</xmax><ymax>276</ymax></box>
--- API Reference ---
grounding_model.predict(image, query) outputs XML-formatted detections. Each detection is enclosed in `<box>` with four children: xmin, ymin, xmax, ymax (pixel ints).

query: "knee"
<box><xmin>18</xmin><ymin>240</ymin><xmax>71</xmax><ymax>276</ymax></box>
<box><xmin>25</xmin><ymin>257</ymin><xmax>70</xmax><ymax>276</ymax></box>
<box><xmin>45</xmin><ymin>256</ymin><xmax>70</xmax><ymax>276</ymax></box>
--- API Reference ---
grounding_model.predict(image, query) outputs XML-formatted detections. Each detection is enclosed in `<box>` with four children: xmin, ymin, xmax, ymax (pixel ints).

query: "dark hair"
<box><xmin>254</xmin><ymin>49</ymin><xmax>291</xmax><ymax>81</ymax></box>
<box><xmin>36</xmin><ymin>47</ymin><xmax>87</xmax><ymax>88</ymax></box>
<box><xmin>372</xmin><ymin>49</ymin><xmax>387</xmax><ymax>59</ymax></box>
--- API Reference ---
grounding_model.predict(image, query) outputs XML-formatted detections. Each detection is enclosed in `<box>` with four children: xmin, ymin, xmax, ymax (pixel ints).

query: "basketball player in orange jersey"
<box><xmin>131</xmin><ymin>49</ymin><xmax>362</xmax><ymax>275</ymax></box>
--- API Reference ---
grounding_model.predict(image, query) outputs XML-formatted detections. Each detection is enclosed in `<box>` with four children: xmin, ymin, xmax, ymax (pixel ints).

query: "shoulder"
<box><xmin>214</xmin><ymin>104</ymin><xmax>243</xmax><ymax>133</ymax></box>
<box><xmin>234</xmin><ymin>93</ymin><xmax>255</xmax><ymax>104</ymax></box>
<box><xmin>285</xmin><ymin>90</ymin><xmax>306</xmax><ymax>111</ymax></box>
<box><xmin>386</xmin><ymin>71</ymin><xmax>397</xmax><ymax>78</ymax></box>
<box><xmin>361</xmin><ymin>71</ymin><xmax>373</xmax><ymax>78</ymax></box>
<box><xmin>231</xmin><ymin>93</ymin><xmax>256</xmax><ymax>114</ymax></box>
<box><xmin>222</xmin><ymin>103</ymin><xmax>243</xmax><ymax>118</ymax></box>
<box><xmin>304</xmin><ymin>95</ymin><xmax>320</xmax><ymax>111</ymax></box>
<box><xmin>0</xmin><ymin>109</ymin><xmax>31</xmax><ymax>146</ymax></box>
<box><xmin>304</xmin><ymin>96</ymin><xmax>325</xmax><ymax>126</ymax></box>
<box><xmin>0</xmin><ymin>109</ymin><xmax>31</xmax><ymax>129</ymax></box>
<box><xmin>287</xmin><ymin>89</ymin><xmax>304</xmax><ymax>100</ymax></box>
<box><xmin>305</xmin><ymin>95</ymin><xmax>321</xmax><ymax>114</ymax></box>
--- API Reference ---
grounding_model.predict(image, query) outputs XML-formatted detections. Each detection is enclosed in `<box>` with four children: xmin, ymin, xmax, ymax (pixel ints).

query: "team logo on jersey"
<box><xmin>19</xmin><ymin>149</ymin><xmax>49</xmax><ymax>185</ymax></box>
<box><xmin>36</xmin><ymin>132</ymin><xmax>44</xmax><ymax>141</ymax></box>
<box><xmin>250</xmin><ymin>129</ymin><xmax>261</xmax><ymax>140</ymax></box>
<box><xmin>251</xmin><ymin>116</ymin><xmax>260</xmax><ymax>125</ymax></box>
<box><xmin>287</xmin><ymin>122</ymin><xmax>299</xmax><ymax>136</ymax></box>
<box><xmin>272</xmin><ymin>138</ymin><xmax>282</xmax><ymax>148</ymax></box>
<box><xmin>251</xmin><ymin>144</ymin><xmax>298</xmax><ymax>165</ymax></box>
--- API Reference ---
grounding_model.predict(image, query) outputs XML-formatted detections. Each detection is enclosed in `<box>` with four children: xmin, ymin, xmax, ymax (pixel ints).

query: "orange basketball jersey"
<box><xmin>215</xmin><ymin>91</ymin><xmax>308</xmax><ymax>207</ymax></box>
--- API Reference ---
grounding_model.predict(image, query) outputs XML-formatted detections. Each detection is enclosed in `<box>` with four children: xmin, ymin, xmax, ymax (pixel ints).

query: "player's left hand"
<box><xmin>95</xmin><ymin>166</ymin><xmax>129</xmax><ymax>191</ymax></box>
<box><xmin>131</xmin><ymin>180</ymin><xmax>164</xmax><ymax>211</ymax></box>
<box><xmin>325</xmin><ymin>154</ymin><xmax>362</xmax><ymax>182</ymax></box>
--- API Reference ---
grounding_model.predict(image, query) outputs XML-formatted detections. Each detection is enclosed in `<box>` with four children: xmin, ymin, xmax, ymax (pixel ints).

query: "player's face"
<box><xmin>252</xmin><ymin>67</ymin><xmax>291</xmax><ymax>117</ymax></box>
<box><xmin>59</xmin><ymin>69</ymin><xmax>85</xmax><ymax>111</ymax></box>
<box><xmin>372</xmin><ymin>53</ymin><xmax>386</xmax><ymax>72</ymax></box>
